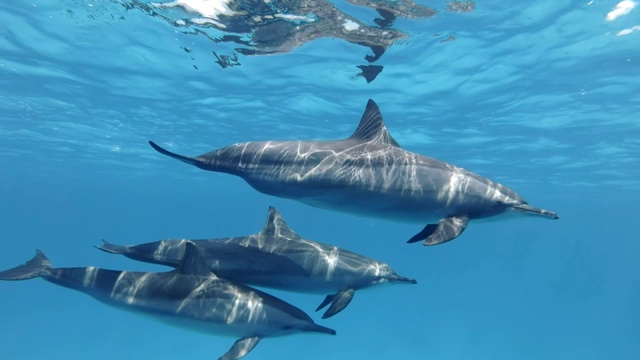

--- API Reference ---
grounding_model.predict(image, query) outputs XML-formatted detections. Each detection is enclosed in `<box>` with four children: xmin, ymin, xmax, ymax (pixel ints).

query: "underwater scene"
<box><xmin>0</xmin><ymin>0</ymin><xmax>638</xmax><ymax>359</ymax></box>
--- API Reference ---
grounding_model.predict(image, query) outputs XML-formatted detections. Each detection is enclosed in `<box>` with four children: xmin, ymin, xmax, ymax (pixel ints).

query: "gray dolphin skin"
<box><xmin>97</xmin><ymin>206</ymin><xmax>417</xmax><ymax>319</ymax></box>
<box><xmin>0</xmin><ymin>242</ymin><xmax>335</xmax><ymax>360</ymax></box>
<box><xmin>149</xmin><ymin>99</ymin><xmax>559</xmax><ymax>246</ymax></box>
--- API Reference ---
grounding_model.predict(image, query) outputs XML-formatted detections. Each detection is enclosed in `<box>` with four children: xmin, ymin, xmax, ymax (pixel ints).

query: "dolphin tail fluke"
<box><xmin>511</xmin><ymin>203</ymin><xmax>559</xmax><ymax>219</ymax></box>
<box><xmin>0</xmin><ymin>250</ymin><xmax>51</xmax><ymax>281</ymax></box>
<box><xmin>219</xmin><ymin>336</ymin><xmax>261</xmax><ymax>360</ymax></box>
<box><xmin>95</xmin><ymin>239</ymin><xmax>128</xmax><ymax>254</ymax></box>
<box><xmin>316</xmin><ymin>288</ymin><xmax>356</xmax><ymax>319</ymax></box>
<box><xmin>148</xmin><ymin>141</ymin><xmax>203</xmax><ymax>167</ymax></box>
<box><xmin>407</xmin><ymin>215</ymin><xmax>470</xmax><ymax>246</ymax></box>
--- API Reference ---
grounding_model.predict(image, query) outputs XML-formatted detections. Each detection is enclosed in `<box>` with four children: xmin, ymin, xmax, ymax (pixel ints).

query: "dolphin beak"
<box><xmin>391</xmin><ymin>274</ymin><xmax>418</xmax><ymax>284</ymax></box>
<box><xmin>305</xmin><ymin>323</ymin><xmax>337</xmax><ymax>335</ymax></box>
<box><xmin>511</xmin><ymin>204</ymin><xmax>559</xmax><ymax>219</ymax></box>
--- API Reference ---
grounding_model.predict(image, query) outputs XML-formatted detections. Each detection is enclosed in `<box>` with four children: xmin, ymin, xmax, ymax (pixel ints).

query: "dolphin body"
<box><xmin>97</xmin><ymin>206</ymin><xmax>416</xmax><ymax>319</ymax></box>
<box><xmin>0</xmin><ymin>243</ymin><xmax>335</xmax><ymax>360</ymax></box>
<box><xmin>149</xmin><ymin>99</ymin><xmax>559</xmax><ymax>246</ymax></box>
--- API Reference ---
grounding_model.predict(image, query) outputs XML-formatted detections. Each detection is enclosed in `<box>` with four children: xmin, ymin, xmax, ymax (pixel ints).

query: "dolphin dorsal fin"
<box><xmin>348</xmin><ymin>99</ymin><xmax>400</xmax><ymax>147</ymax></box>
<box><xmin>176</xmin><ymin>242</ymin><xmax>215</xmax><ymax>277</ymax></box>
<box><xmin>260</xmin><ymin>207</ymin><xmax>300</xmax><ymax>240</ymax></box>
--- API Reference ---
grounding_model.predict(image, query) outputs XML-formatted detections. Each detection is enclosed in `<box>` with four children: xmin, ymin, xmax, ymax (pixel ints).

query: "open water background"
<box><xmin>0</xmin><ymin>1</ymin><xmax>638</xmax><ymax>359</ymax></box>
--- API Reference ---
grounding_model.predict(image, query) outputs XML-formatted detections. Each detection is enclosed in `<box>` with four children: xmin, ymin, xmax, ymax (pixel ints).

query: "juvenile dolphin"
<box><xmin>149</xmin><ymin>99</ymin><xmax>559</xmax><ymax>246</ymax></box>
<box><xmin>97</xmin><ymin>206</ymin><xmax>416</xmax><ymax>319</ymax></box>
<box><xmin>0</xmin><ymin>242</ymin><xmax>335</xmax><ymax>360</ymax></box>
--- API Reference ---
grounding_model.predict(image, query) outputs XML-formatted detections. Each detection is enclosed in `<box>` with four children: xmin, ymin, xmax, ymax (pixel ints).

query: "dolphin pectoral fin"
<box><xmin>406</xmin><ymin>224</ymin><xmax>439</xmax><ymax>243</ymax></box>
<box><xmin>422</xmin><ymin>215</ymin><xmax>470</xmax><ymax>246</ymax></box>
<box><xmin>94</xmin><ymin>239</ymin><xmax>127</xmax><ymax>254</ymax></box>
<box><xmin>219</xmin><ymin>336</ymin><xmax>261</xmax><ymax>360</ymax></box>
<box><xmin>315</xmin><ymin>294</ymin><xmax>335</xmax><ymax>312</ymax></box>
<box><xmin>148</xmin><ymin>141</ymin><xmax>202</xmax><ymax>167</ymax></box>
<box><xmin>320</xmin><ymin>288</ymin><xmax>356</xmax><ymax>319</ymax></box>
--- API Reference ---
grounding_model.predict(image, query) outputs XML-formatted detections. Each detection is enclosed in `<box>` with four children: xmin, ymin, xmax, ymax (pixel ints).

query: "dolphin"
<box><xmin>0</xmin><ymin>242</ymin><xmax>335</xmax><ymax>360</ymax></box>
<box><xmin>149</xmin><ymin>99</ymin><xmax>559</xmax><ymax>246</ymax></box>
<box><xmin>97</xmin><ymin>206</ymin><xmax>417</xmax><ymax>319</ymax></box>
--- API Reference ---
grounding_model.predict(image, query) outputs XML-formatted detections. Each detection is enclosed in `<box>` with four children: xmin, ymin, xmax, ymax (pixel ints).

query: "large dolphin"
<box><xmin>149</xmin><ymin>99</ymin><xmax>559</xmax><ymax>246</ymax></box>
<box><xmin>97</xmin><ymin>206</ymin><xmax>416</xmax><ymax>319</ymax></box>
<box><xmin>0</xmin><ymin>242</ymin><xmax>335</xmax><ymax>360</ymax></box>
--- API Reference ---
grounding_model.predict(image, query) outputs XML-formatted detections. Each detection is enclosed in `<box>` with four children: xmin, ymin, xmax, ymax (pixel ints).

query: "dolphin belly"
<box><xmin>244</xmin><ymin>176</ymin><xmax>503</xmax><ymax>223</ymax></box>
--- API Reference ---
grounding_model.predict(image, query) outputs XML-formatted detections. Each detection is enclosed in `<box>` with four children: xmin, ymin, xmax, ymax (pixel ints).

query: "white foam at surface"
<box><xmin>190</xmin><ymin>17</ymin><xmax>226</xmax><ymax>28</ymax></box>
<box><xmin>152</xmin><ymin>0</ymin><xmax>236</xmax><ymax>19</ymax></box>
<box><xmin>617</xmin><ymin>25</ymin><xmax>640</xmax><ymax>36</ymax></box>
<box><xmin>274</xmin><ymin>14</ymin><xmax>315</xmax><ymax>22</ymax></box>
<box><xmin>343</xmin><ymin>20</ymin><xmax>360</xmax><ymax>31</ymax></box>
<box><xmin>606</xmin><ymin>0</ymin><xmax>635</xmax><ymax>21</ymax></box>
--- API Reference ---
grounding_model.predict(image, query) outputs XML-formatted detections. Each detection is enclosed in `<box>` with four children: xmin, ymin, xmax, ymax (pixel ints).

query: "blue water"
<box><xmin>1</xmin><ymin>0</ymin><xmax>639</xmax><ymax>359</ymax></box>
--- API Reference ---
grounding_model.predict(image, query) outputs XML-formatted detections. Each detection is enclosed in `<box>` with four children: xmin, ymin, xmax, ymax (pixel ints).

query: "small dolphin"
<box><xmin>0</xmin><ymin>242</ymin><xmax>335</xmax><ymax>360</ymax></box>
<box><xmin>149</xmin><ymin>99</ymin><xmax>559</xmax><ymax>246</ymax></box>
<box><xmin>97</xmin><ymin>206</ymin><xmax>416</xmax><ymax>319</ymax></box>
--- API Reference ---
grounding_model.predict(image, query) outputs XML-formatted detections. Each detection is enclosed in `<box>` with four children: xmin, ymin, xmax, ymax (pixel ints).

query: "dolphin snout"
<box><xmin>511</xmin><ymin>203</ymin><xmax>559</xmax><ymax>219</ymax></box>
<box><xmin>391</xmin><ymin>274</ymin><xmax>418</xmax><ymax>284</ymax></box>
<box><xmin>305</xmin><ymin>323</ymin><xmax>337</xmax><ymax>335</ymax></box>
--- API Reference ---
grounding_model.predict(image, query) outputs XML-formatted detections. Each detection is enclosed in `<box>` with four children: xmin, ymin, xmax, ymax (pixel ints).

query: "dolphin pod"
<box><xmin>149</xmin><ymin>99</ymin><xmax>559</xmax><ymax>246</ymax></box>
<box><xmin>0</xmin><ymin>242</ymin><xmax>335</xmax><ymax>360</ymax></box>
<box><xmin>2</xmin><ymin>99</ymin><xmax>560</xmax><ymax>359</ymax></box>
<box><xmin>96</xmin><ymin>206</ymin><xmax>417</xmax><ymax>319</ymax></box>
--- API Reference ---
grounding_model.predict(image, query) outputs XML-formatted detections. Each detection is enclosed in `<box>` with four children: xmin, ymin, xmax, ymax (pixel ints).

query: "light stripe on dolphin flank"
<box><xmin>82</xmin><ymin>266</ymin><xmax>99</xmax><ymax>287</ymax></box>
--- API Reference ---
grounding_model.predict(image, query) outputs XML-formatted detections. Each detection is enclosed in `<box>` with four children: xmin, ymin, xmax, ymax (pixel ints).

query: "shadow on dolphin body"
<box><xmin>149</xmin><ymin>100</ymin><xmax>558</xmax><ymax>246</ymax></box>
<box><xmin>0</xmin><ymin>242</ymin><xmax>335</xmax><ymax>360</ymax></box>
<box><xmin>97</xmin><ymin>206</ymin><xmax>417</xmax><ymax>319</ymax></box>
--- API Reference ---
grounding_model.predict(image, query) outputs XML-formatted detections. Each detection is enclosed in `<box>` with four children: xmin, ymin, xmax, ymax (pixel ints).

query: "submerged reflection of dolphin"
<box><xmin>0</xmin><ymin>243</ymin><xmax>335</xmax><ymax>360</ymax></box>
<box><xmin>148</xmin><ymin>0</ymin><xmax>436</xmax><ymax>57</ymax></box>
<box><xmin>97</xmin><ymin>206</ymin><xmax>416</xmax><ymax>319</ymax></box>
<box><xmin>149</xmin><ymin>99</ymin><xmax>559</xmax><ymax>246</ymax></box>
<box><xmin>126</xmin><ymin>0</ymin><xmax>440</xmax><ymax>74</ymax></box>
